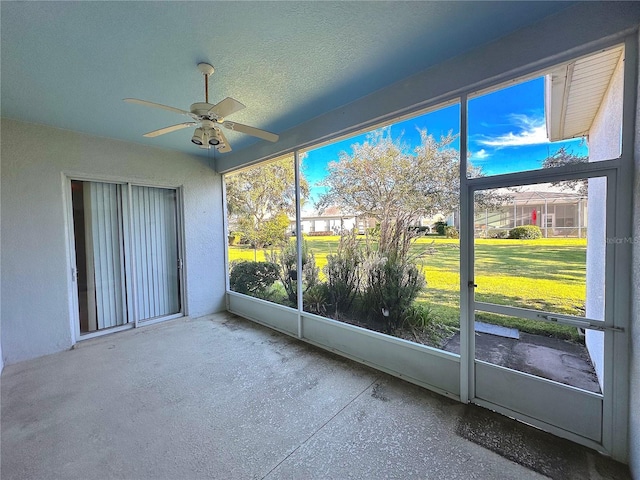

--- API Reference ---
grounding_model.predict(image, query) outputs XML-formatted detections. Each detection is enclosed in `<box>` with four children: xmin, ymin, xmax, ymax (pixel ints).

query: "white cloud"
<box><xmin>477</xmin><ymin>114</ymin><xmax>549</xmax><ymax>147</ymax></box>
<box><xmin>473</xmin><ymin>148</ymin><xmax>489</xmax><ymax>159</ymax></box>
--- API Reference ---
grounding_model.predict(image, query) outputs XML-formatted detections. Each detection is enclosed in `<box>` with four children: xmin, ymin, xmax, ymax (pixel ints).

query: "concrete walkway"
<box><xmin>1</xmin><ymin>313</ymin><xmax>628</xmax><ymax>479</ymax></box>
<box><xmin>443</xmin><ymin>330</ymin><xmax>601</xmax><ymax>393</ymax></box>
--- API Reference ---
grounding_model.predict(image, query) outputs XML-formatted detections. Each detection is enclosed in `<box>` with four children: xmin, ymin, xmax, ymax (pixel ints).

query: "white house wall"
<box><xmin>0</xmin><ymin>119</ymin><xmax>226</xmax><ymax>365</ymax></box>
<box><xmin>585</xmin><ymin>54</ymin><xmax>625</xmax><ymax>388</ymax></box>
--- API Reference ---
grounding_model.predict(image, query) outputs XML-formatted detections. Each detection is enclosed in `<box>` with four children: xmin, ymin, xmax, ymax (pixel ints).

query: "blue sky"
<box><xmin>301</xmin><ymin>76</ymin><xmax>588</xmax><ymax>211</ymax></box>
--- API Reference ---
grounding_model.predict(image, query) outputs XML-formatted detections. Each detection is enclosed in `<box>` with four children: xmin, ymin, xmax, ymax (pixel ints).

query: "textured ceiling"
<box><xmin>1</xmin><ymin>1</ymin><xmax>573</xmax><ymax>158</ymax></box>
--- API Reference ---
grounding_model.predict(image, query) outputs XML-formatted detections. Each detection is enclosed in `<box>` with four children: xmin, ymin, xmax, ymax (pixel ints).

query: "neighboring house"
<box><xmin>303</xmin><ymin>191</ymin><xmax>589</xmax><ymax>239</ymax></box>
<box><xmin>294</xmin><ymin>207</ymin><xmax>452</xmax><ymax>236</ymax></box>
<box><xmin>293</xmin><ymin>206</ymin><xmax>376</xmax><ymax>235</ymax></box>
<box><xmin>474</xmin><ymin>187</ymin><xmax>587</xmax><ymax>238</ymax></box>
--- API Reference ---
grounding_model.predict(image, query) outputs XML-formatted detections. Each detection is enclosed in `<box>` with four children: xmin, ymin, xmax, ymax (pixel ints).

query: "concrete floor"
<box><xmin>1</xmin><ymin>313</ymin><xmax>629</xmax><ymax>479</ymax></box>
<box><xmin>443</xmin><ymin>330</ymin><xmax>601</xmax><ymax>393</ymax></box>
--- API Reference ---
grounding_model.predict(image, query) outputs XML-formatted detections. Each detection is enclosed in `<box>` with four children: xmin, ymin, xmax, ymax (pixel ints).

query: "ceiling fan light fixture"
<box><xmin>208</xmin><ymin>129</ymin><xmax>221</xmax><ymax>146</ymax></box>
<box><xmin>125</xmin><ymin>63</ymin><xmax>278</xmax><ymax>153</ymax></box>
<box><xmin>191</xmin><ymin>127</ymin><xmax>205</xmax><ymax>145</ymax></box>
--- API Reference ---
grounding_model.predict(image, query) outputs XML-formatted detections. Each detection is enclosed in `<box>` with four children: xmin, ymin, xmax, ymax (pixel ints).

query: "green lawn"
<box><xmin>228</xmin><ymin>235</ymin><xmax>587</xmax><ymax>341</ymax></box>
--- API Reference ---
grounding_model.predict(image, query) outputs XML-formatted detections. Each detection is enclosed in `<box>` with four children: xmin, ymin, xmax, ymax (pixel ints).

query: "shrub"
<box><xmin>266</xmin><ymin>239</ymin><xmax>319</xmax><ymax>304</ymax></box>
<box><xmin>403</xmin><ymin>304</ymin><xmax>436</xmax><ymax>330</ymax></box>
<box><xmin>488</xmin><ymin>229</ymin><xmax>509</xmax><ymax>239</ymax></box>
<box><xmin>324</xmin><ymin>231</ymin><xmax>362</xmax><ymax>315</ymax></box>
<box><xmin>408</xmin><ymin>226</ymin><xmax>430</xmax><ymax>234</ymax></box>
<box><xmin>402</xmin><ymin>304</ymin><xmax>459</xmax><ymax>344</ymax></box>
<box><xmin>361</xmin><ymin>252</ymin><xmax>426</xmax><ymax>333</ymax></box>
<box><xmin>304</xmin><ymin>283</ymin><xmax>329</xmax><ymax>316</ymax></box>
<box><xmin>434</xmin><ymin>221</ymin><xmax>447</xmax><ymax>236</ymax></box>
<box><xmin>403</xmin><ymin>304</ymin><xmax>438</xmax><ymax>343</ymax></box>
<box><xmin>509</xmin><ymin>225</ymin><xmax>543</xmax><ymax>239</ymax></box>
<box><xmin>445</xmin><ymin>226</ymin><xmax>459</xmax><ymax>239</ymax></box>
<box><xmin>227</xmin><ymin>231</ymin><xmax>243</xmax><ymax>245</ymax></box>
<box><xmin>366</xmin><ymin>223</ymin><xmax>381</xmax><ymax>237</ymax></box>
<box><xmin>229</xmin><ymin>261</ymin><xmax>279</xmax><ymax>298</ymax></box>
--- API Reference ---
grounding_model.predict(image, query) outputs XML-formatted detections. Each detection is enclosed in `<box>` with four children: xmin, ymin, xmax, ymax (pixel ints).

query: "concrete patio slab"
<box><xmin>443</xmin><ymin>330</ymin><xmax>601</xmax><ymax>393</ymax></box>
<box><xmin>1</xmin><ymin>313</ymin><xmax>628</xmax><ymax>479</ymax></box>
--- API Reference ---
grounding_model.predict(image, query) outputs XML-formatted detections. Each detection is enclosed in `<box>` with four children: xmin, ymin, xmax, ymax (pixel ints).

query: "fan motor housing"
<box><xmin>190</xmin><ymin>102</ymin><xmax>222</xmax><ymax>120</ymax></box>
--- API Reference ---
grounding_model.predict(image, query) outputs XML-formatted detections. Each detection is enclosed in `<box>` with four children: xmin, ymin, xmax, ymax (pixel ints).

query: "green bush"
<box><xmin>227</xmin><ymin>231</ymin><xmax>243</xmax><ymax>245</ymax></box>
<box><xmin>509</xmin><ymin>225</ymin><xmax>543</xmax><ymax>239</ymax></box>
<box><xmin>403</xmin><ymin>304</ymin><xmax>436</xmax><ymax>330</ymax></box>
<box><xmin>434</xmin><ymin>221</ymin><xmax>447</xmax><ymax>236</ymax></box>
<box><xmin>304</xmin><ymin>283</ymin><xmax>329</xmax><ymax>316</ymax></box>
<box><xmin>445</xmin><ymin>226</ymin><xmax>459</xmax><ymax>239</ymax></box>
<box><xmin>402</xmin><ymin>304</ymin><xmax>459</xmax><ymax>344</ymax></box>
<box><xmin>366</xmin><ymin>223</ymin><xmax>381</xmax><ymax>237</ymax></box>
<box><xmin>361</xmin><ymin>252</ymin><xmax>426</xmax><ymax>333</ymax></box>
<box><xmin>267</xmin><ymin>239</ymin><xmax>319</xmax><ymax>304</ymax></box>
<box><xmin>324</xmin><ymin>231</ymin><xmax>362</xmax><ymax>315</ymax></box>
<box><xmin>229</xmin><ymin>261</ymin><xmax>279</xmax><ymax>298</ymax></box>
<box><xmin>488</xmin><ymin>229</ymin><xmax>510</xmax><ymax>239</ymax></box>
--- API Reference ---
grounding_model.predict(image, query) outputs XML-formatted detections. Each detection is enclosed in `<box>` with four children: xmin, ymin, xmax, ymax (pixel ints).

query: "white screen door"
<box><xmin>466</xmin><ymin>173</ymin><xmax>619</xmax><ymax>452</ymax></box>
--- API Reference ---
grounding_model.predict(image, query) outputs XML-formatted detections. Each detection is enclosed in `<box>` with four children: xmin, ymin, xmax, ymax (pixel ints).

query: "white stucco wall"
<box><xmin>629</xmin><ymin>27</ymin><xmax>640</xmax><ymax>480</ymax></box>
<box><xmin>1</xmin><ymin>119</ymin><xmax>226</xmax><ymax>365</ymax></box>
<box><xmin>585</xmin><ymin>54</ymin><xmax>625</xmax><ymax>388</ymax></box>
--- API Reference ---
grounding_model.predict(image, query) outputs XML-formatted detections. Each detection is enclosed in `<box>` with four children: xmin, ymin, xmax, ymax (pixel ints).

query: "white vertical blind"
<box><xmin>88</xmin><ymin>182</ymin><xmax>127</xmax><ymax>329</ymax></box>
<box><xmin>131</xmin><ymin>186</ymin><xmax>179</xmax><ymax>321</ymax></box>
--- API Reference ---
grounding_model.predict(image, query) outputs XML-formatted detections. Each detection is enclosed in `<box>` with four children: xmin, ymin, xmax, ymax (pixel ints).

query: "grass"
<box><xmin>228</xmin><ymin>235</ymin><xmax>587</xmax><ymax>342</ymax></box>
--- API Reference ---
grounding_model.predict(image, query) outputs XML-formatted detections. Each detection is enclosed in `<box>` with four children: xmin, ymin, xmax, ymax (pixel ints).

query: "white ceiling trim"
<box><xmin>546</xmin><ymin>45</ymin><xmax>624</xmax><ymax>142</ymax></box>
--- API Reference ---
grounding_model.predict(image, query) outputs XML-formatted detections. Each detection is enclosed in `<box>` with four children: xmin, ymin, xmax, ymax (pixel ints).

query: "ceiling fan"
<box><xmin>124</xmin><ymin>63</ymin><xmax>278</xmax><ymax>153</ymax></box>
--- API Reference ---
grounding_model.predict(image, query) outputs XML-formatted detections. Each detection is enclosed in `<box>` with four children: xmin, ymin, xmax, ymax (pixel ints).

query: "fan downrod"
<box><xmin>198</xmin><ymin>63</ymin><xmax>215</xmax><ymax>103</ymax></box>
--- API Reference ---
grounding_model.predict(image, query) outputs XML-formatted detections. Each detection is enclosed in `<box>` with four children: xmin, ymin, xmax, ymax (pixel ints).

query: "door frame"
<box><xmin>64</xmin><ymin>174</ymin><xmax>186</xmax><ymax>344</ymax></box>
<box><xmin>457</xmin><ymin>34</ymin><xmax>635</xmax><ymax>460</ymax></box>
<box><xmin>460</xmin><ymin>162</ymin><xmax>629</xmax><ymax>457</ymax></box>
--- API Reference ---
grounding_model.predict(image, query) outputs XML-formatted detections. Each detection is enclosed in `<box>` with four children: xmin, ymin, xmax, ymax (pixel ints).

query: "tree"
<box><xmin>225</xmin><ymin>157</ymin><xmax>309</xmax><ymax>248</ymax></box>
<box><xmin>317</xmin><ymin>128</ymin><xmax>459</xmax><ymax>224</ymax></box>
<box><xmin>542</xmin><ymin>147</ymin><xmax>588</xmax><ymax>195</ymax></box>
<box><xmin>314</xmin><ymin>128</ymin><xmax>509</xmax><ymax>331</ymax></box>
<box><xmin>317</xmin><ymin>128</ymin><xmax>509</xmax><ymax>239</ymax></box>
<box><xmin>237</xmin><ymin>212</ymin><xmax>291</xmax><ymax>249</ymax></box>
<box><xmin>315</xmin><ymin>129</ymin><xmax>442</xmax><ymax>329</ymax></box>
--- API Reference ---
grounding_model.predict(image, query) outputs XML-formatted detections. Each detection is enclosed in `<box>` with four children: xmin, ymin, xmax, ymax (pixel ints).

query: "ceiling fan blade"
<box><xmin>143</xmin><ymin>122</ymin><xmax>197</xmax><ymax>138</ymax></box>
<box><xmin>208</xmin><ymin>97</ymin><xmax>246</xmax><ymax>117</ymax></box>
<box><xmin>124</xmin><ymin>98</ymin><xmax>191</xmax><ymax>116</ymax></box>
<box><xmin>222</xmin><ymin>121</ymin><xmax>279</xmax><ymax>142</ymax></box>
<box><xmin>216</xmin><ymin>128</ymin><xmax>232</xmax><ymax>153</ymax></box>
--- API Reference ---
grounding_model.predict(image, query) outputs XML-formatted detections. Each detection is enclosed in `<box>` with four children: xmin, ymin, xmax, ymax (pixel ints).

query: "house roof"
<box><xmin>510</xmin><ymin>190</ymin><xmax>584</xmax><ymax>205</ymax></box>
<box><xmin>0</xmin><ymin>2</ymin><xmax>574</xmax><ymax>159</ymax></box>
<box><xmin>545</xmin><ymin>44</ymin><xmax>624</xmax><ymax>142</ymax></box>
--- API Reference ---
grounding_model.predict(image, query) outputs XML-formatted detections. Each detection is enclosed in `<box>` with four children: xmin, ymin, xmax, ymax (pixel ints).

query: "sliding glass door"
<box><xmin>71</xmin><ymin>180</ymin><xmax>182</xmax><ymax>336</ymax></box>
<box><xmin>130</xmin><ymin>186</ymin><xmax>181</xmax><ymax>321</ymax></box>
